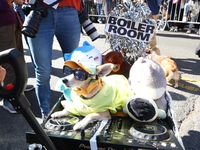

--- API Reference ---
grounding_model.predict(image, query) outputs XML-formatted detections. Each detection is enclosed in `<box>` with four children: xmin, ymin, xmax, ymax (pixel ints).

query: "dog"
<box><xmin>147</xmin><ymin>53</ymin><xmax>180</xmax><ymax>88</ymax></box>
<box><xmin>51</xmin><ymin>60</ymin><xmax>134</xmax><ymax>130</ymax></box>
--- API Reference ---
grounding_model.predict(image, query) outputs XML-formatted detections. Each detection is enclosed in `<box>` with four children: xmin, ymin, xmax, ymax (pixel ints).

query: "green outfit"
<box><xmin>66</xmin><ymin>75</ymin><xmax>134</xmax><ymax>116</ymax></box>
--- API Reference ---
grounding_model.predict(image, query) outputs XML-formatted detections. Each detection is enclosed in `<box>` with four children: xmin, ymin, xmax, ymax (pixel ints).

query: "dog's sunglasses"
<box><xmin>63</xmin><ymin>66</ymin><xmax>98</xmax><ymax>81</ymax></box>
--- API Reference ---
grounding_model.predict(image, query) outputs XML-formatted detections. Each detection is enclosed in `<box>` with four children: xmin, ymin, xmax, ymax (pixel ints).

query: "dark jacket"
<box><xmin>0</xmin><ymin>0</ymin><xmax>17</xmax><ymax>26</ymax></box>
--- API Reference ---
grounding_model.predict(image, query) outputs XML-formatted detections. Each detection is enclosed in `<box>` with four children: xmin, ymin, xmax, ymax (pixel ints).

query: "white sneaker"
<box><xmin>197</xmin><ymin>29</ymin><xmax>200</xmax><ymax>35</ymax></box>
<box><xmin>169</xmin><ymin>26</ymin><xmax>174</xmax><ymax>32</ymax></box>
<box><xmin>186</xmin><ymin>29</ymin><xmax>191</xmax><ymax>34</ymax></box>
<box><xmin>174</xmin><ymin>26</ymin><xmax>178</xmax><ymax>32</ymax></box>
<box><xmin>98</xmin><ymin>20</ymin><xmax>103</xmax><ymax>24</ymax></box>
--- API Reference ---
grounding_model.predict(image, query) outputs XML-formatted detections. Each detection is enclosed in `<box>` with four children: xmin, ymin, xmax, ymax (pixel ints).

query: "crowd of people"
<box><xmin>159</xmin><ymin>0</ymin><xmax>200</xmax><ymax>34</ymax></box>
<box><xmin>84</xmin><ymin>0</ymin><xmax>200</xmax><ymax>35</ymax></box>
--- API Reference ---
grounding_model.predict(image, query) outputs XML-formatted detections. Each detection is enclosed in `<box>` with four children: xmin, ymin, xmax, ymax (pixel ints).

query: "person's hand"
<box><xmin>0</xmin><ymin>66</ymin><xmax>6</xmax><ymax>83</ymax></box>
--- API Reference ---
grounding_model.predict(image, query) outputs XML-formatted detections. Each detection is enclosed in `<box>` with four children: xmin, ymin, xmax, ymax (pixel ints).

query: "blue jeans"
<box><xmin>27</xmin><ymin>7</ymin><xmax>81</xmax><ymax>116</ymax></box>
<box><xmin>96</xmin><ymin>3</ymin><xmax>102</xmax><ymax>21</ymax></box>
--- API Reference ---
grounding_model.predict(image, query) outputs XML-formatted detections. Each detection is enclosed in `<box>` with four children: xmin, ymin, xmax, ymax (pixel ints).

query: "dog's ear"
<box><xmin>96</xmin><ymin>63</ymin><xmax>114</xmax><ymax>77</ymax></box>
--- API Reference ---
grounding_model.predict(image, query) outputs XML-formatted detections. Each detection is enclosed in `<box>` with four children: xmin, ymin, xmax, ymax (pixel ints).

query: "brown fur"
<box><xmin>147</xmin><ymin>53</ymin><xmax>180</xmax><ymax>88</ymax></box>
<box><xmin>103</xmin><ymin>51</ymin><xmax>132</xmax><ymax>79</ymax></box>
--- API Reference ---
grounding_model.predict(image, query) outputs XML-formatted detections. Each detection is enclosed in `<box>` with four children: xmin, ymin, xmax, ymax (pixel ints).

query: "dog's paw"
<box><xmin>174</xmin><ymin>83</ymin><xmax>179</xmax><ymax>88</ymax></box>
<box><xmin>73</xmin><ymin>118</ymin><xmax>91</xmax><ymax>130</ymax></box>
<box><xmin>51</xmin><ymin>110</ymin><xmax>70</xmax><ymax>118</ymax></box>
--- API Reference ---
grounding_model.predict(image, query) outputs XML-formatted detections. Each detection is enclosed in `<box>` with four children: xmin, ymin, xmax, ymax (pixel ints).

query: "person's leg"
<box><xmin>96</xmin><ymin>3</ymin><xmax>101</xmax><ymax>22</ymax></box>
<box><xmin>27</xmin><ymin>8</ymin><xmax>55</xmax><ymax>116</ymax></box>
<box><xmin>55</xmin><ymin>7</ymin><xmax>81</xmax><ymax>55</ymax></box>
<box><xmin>187</xmin><ymin>16</ymin><xmax>197</xmax><ymax>33</ymax></box>
<box><xmin>149</xmin><ymin>14</ymin><xmax>161</xmax><ymax>55</ymax></box>
<box><xmin>106</xmin><ymin>0</ymin><xmax>111</xmax><ymax>12</ymax></box>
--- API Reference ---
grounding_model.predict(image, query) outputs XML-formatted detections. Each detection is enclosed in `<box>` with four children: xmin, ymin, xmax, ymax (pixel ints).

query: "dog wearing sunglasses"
<box><xmin>51</xmin><ymin>60</ymin><xmax>134</xmax><ymax>130</ymax></box>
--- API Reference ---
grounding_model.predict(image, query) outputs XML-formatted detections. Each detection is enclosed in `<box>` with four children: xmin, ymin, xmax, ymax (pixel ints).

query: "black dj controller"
<box><xmin>26</xmin><ymin>97</ymin><xmax>184</xmax><ymax>150</ymax></box>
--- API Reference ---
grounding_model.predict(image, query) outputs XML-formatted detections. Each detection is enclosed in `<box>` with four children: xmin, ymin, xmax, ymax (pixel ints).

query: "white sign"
<box><xmin>105</xmin><ymin>16</ymin><xmax>155</xmax><ymax>42</ymax></box>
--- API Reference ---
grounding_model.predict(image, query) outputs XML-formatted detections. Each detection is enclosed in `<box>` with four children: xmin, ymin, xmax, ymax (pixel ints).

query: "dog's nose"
<box><xmin>62</xmin><ymin>78</ymin><xmax>68</xmax><ymax>84</ymax></box>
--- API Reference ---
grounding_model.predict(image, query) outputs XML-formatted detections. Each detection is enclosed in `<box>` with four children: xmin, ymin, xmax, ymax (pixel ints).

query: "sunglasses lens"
<box><xmin>63</xmin><ymin>66</ymin><xmax>72</xmax><ymax>75</ymax></box>
<box><xmin>74</xmin><ymin>70</ymin><xmax>87</xmax><ymax>81</ymax></box>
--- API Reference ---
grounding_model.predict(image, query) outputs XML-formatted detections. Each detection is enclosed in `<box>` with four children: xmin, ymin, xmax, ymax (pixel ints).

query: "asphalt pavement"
<box><xmin>0</xmin><ymin>23</ymin><xmax>200</xmax><ymax>150</ymax></box>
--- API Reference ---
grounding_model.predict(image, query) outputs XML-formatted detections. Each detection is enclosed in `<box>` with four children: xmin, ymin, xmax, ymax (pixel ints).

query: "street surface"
<box><xmin>0</xmin><ymin>23</ymin><xmax>199</xmax><ymax>150</ymax></box>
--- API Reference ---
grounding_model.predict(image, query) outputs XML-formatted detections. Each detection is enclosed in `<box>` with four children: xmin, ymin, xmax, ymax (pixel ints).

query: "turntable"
<box><xmin>26</xmin><ymin>96</ymin><xmax>184</xmax><ymax>150</ymax></box>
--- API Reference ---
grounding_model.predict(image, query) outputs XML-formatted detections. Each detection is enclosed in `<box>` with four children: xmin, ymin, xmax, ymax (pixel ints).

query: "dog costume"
<box><xmin>124</xmin><ymin>57</ymin><xmax>169</xmax><ymax>122</ymax></box>
<box><xmin>56</xmin><ymin>61</ymin><xmax>134</xmax><ymax>116</ymax></box>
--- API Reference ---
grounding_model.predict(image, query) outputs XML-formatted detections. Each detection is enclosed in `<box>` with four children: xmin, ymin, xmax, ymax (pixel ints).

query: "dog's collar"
<box><xmin>74</xmin><ymin>78</ymin><xmax>102</xmax><ymax>96</ymax></box>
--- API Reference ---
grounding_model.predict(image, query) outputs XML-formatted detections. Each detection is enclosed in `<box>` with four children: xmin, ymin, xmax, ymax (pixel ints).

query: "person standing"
<box><xmin>137</xmin><ymin>0</ymin><xmax>161</xmax><ymax>55</ymax></box>
<box><xmin>23</xmin><ymin>0</ymin><xmax>81</xmax><ymax>121</ymax></box>
<box><xmin>0</xmin><ymin>0</ymin><xmax>24</xmax><ymax>113</ymax></box>
<box><xmin>94</xmin><ymin>0</ymin><xmax>103</xmax><ymax>23</ymax></box>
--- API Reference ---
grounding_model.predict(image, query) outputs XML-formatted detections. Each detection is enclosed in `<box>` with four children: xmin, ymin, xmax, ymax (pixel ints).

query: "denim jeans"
<box><xmin>27</xmin><ymin>6</ymin><xmax>81</xmax><ymax>116</ymax></box>
<box><xmin>96</xmin><ymin>3</ymin><xmax>102</xmax><ymax>21</ymax></box>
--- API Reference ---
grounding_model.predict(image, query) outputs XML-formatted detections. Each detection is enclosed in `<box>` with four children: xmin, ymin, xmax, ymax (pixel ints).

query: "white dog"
<box><xmin>51</xmin><ymin>60</ymin><xmax>134</xmax><ymax>130</ymax></box>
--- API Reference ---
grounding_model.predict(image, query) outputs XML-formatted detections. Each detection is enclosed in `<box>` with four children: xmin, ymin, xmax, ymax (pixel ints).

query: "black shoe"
<box><xmin>2</xmin><ymin>99</ymin><xmax>19</xmax><ymax>114</ymax></box>
<box><xmin>24</xmin><ymin>85</ymin><xmax>34</xmax><ymax>92</ymax></box>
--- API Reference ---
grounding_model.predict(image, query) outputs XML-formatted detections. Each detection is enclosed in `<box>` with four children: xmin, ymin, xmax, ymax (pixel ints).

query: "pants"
<box><xmin>27</xmin><ymin>6</ymin><xmax>81</xmax><ymax>116</ymax></box>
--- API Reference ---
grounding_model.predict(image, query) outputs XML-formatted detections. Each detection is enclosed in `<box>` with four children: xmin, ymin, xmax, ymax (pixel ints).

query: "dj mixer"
<box><xmin>26</xmin><ymin>97</ymin><xmax>184</xmax><ymax>150</ymax></box>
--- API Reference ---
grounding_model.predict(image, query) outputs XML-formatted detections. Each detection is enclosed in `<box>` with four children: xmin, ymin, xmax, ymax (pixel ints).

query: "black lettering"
<box><xmin>108</xmin><ymin>25</ymin><xmax>117</xmax><ymax>33</ymax></box>
<box><xmin>117</xmin><ymin>18</ymin><xmax>127</xmax><ymax>27</ymax></box>
<box><xmin>108</xmin><ymin>16</ymin><xmax>117</xmax><ymax>24</ymax></box>
<box><xmin>146</xmin><ymin>25</ymin><xmax>155</xmax><ymax>34</ymax></box>
<box><xmin>126</xmin><ymin>20</ymin><xmax>132</xmax><ymax>28</ymax></box>
<box><xmin>138</xmin><ymin>23</ymin><xmax>146</xmax><ymax>32</ymax></box>
<box><xmin>127</xmin><ymin>30</ymin><xmax>137</xmax><ymax>38</ymax></box>
<box><xmin>137</xmin><ymin>32</ymin><xmax>150</xmax><ymax>41</ymax></box>
<box><xmin>117</xmin><ymin>27</ymin><xmax>127</xmax><ymax>35</ymax></box>
<box><xmin>130</xmin><ymin>21</ymin><xmax>137</xmax><ymax>30</ymax></box>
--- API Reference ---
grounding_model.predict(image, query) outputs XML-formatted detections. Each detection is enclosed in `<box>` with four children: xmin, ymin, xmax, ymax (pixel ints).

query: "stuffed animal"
<box><xmin>64</xmin><ymin>41</ymin><xmax>102</xmax><ymax>65</ymax></box>
<box><xmin>124</xmin><ymin>57</ymin><xmax>170</xmax><ymax>122</ymax></box>
<box><xmin>103</xmin><ymin>51</ymin><xmax>132</xmax><ymax>79</ymax></box>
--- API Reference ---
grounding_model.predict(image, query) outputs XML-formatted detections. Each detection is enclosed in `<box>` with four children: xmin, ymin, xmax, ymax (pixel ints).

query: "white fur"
<box><xmin>51</xmin><ymin>63</ymin><xmax>114</xmax><ymax>130</ymax></box>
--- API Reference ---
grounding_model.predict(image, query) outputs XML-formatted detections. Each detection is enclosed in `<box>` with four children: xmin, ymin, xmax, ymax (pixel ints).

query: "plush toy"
<box><xmin>124</xmin><ymin>57</ymin><xmax>170</xmax><ymax>122</ymax></box>
<box><xmin>103</xmin><ymin>51</ymin><xmax>132</xmax><ymax>79</ymax></box>
<box><xmin>64</xmin><ymin>41</ymin><xmax>102</xmax><ymax>65</ymax></box>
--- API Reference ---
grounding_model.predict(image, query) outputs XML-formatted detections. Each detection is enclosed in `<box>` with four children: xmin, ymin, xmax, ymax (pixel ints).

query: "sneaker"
<box><xmin>174</xmin><ymin>26</ymin><xmax>178</xmax><ymax>32</ymax></box>
<box><xmin>98</xmin><ymin>20</ymin><xmax>103</xmax><ymax>24</ymax></box>
<box><xmin>196</xmin><ymin>29</ymin><xmax>200</xmax><ymax>35</ymax></box>
<box><xmin>186</xmin><ymin>29</ymin><xmax>191</xmax><ymax>34</ymax></box>
<box><xmin>169</xmin><ymin>26</ymin><xmax>174</xmax><ymax>32</ymax></box>
<box><xmin>24</xmin><ymin>84</ymin><xmax>34</xmax><ymax>92</ymax></box>
<box><xmin>194</xmin><ymin>28</ymin><xmax>198</xmax><ymax>33</ymax></box>
<box><xmin>3</xmin><ymin>99</ymin><xmax>19</xmax><ymax>114</ymax></box>
<box><xmin>182</xmin><ymin>16</ymin><xmax>188</xmax><ymax>22</ymax></box>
